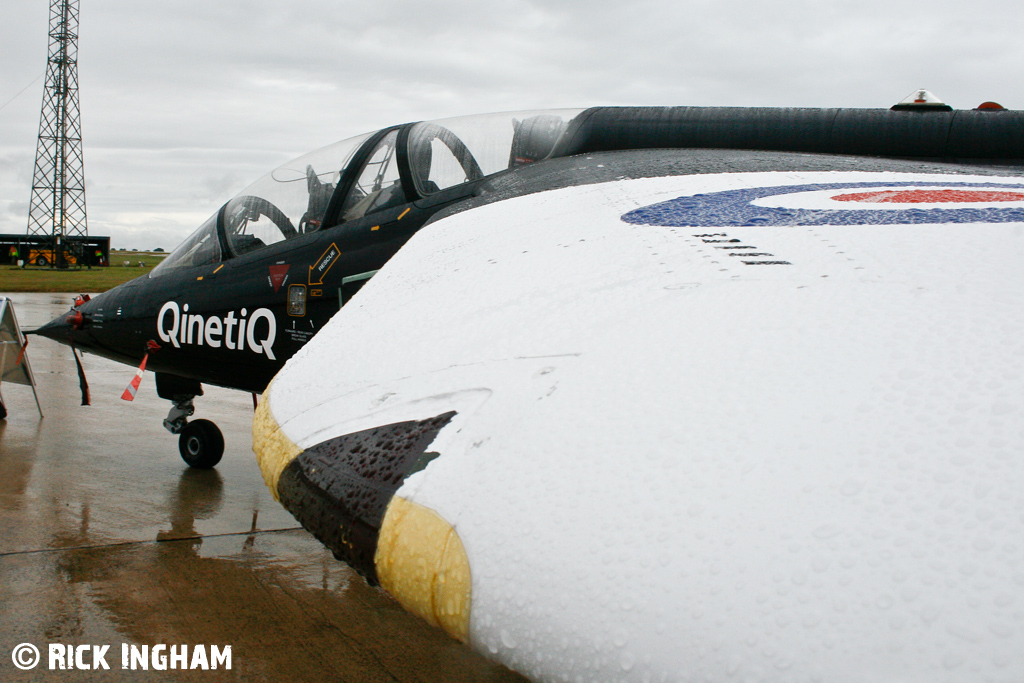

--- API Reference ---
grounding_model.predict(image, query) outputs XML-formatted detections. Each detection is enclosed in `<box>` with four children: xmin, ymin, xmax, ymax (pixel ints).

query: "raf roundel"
<box><xmin>621</xmin><ymin>182</ymin><xmax>1024</xmax><ymax>228</ymax></box>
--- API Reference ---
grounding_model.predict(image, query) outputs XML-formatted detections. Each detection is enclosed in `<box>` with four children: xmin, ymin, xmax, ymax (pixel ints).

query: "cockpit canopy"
<box><xmin>151</xmin><ymin>109</ymin><xmax>582</xmax><ymax>277</ymax></box>
<box><xmin>406</xmin><ymin>111</ymin><xmax>574</xmax><ymax>194</ymax></box>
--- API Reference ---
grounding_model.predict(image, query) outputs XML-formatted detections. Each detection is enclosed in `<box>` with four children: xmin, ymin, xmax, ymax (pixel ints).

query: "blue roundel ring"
<box><xmin>621</xmin><ymin>182</ymin><xmax>1024</xmax><ymax>228</ymax></box>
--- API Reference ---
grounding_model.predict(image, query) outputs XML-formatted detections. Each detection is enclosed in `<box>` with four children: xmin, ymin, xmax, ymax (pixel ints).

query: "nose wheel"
<box><xmin>178</xmin><ymin>419</ymin><xmax>225</xmax><ymax>469</ymax></box>
<box><xmin>157</xmin><ymin>374</ymin><xmax>225</xmax><ymax>469</ymax></box>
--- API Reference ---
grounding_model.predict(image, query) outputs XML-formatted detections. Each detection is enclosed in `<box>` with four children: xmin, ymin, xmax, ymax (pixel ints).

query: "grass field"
<box><xmin>0</xmin><ymin>250</ymin><xmax>167</xmax><ymax>293</ymax></box>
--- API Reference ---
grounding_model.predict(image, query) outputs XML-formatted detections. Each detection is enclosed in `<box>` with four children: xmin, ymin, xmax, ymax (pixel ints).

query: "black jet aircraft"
<box><xmin>35</xmin><ymin>95</ymin><xmax>1024</xmax><ymax>468</ymax></box>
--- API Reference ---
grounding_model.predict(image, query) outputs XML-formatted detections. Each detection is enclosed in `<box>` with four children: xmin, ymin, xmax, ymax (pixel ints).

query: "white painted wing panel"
<box><xmin>266</xmin><ymin>172</ymin><xmax>1024</xmax><ymax>683</ymax></box>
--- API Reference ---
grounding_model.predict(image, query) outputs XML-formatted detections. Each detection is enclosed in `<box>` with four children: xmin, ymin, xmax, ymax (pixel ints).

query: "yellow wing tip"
<box><xmin>375</xmin><ymin>496</ymin><xmax>472</xmax><ymax>642</ymax></box>
<box><xmin>251</xmin><ymin>382</ymin><xmax>302</xmax><ymax>501</ymax></box>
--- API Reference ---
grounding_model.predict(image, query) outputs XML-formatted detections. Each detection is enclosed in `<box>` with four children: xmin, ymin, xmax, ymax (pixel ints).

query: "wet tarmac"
<box><xmin>0</xmin><ymin>293</ymin><xmax>526</xmax><ymax>682</ymax></box>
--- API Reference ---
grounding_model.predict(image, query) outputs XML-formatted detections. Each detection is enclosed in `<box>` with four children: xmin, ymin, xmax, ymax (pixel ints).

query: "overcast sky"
<box><xmin>1</xmin><ymin>0</ymin><xmax>1022</xmax><ymax>250</ymax></box>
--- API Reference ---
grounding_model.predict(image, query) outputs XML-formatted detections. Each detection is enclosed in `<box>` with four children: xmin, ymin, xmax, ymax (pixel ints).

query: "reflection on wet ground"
<box><xmin>0</xmin><ymin>293</ymin><xmax>525</xmax><ymax>682</ymax></box>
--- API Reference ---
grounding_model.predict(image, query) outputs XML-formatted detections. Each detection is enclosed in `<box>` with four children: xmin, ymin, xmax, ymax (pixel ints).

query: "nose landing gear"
<box><xmin>177</xmin><ymin>418</ymin><xmax>225</xmax><ymax>469</ymax></box>
<box><xmin>157</xmin><ymin>373</ymin><xmax>225</xmax><ymax>469</ymax></box>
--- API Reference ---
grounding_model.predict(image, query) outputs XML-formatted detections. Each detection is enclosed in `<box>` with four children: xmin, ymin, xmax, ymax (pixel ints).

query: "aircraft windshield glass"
<box><xmin>340</xmin><ymin>130</ymin><xmax>406</xmax><ymax>221</ymax></box>
<box><xmin>222</xmin><ymin>132</ymin><xmax>374</xmax><ymax>256</ymax></box>
<box><xmin>406</xmin><ymin>109</ymin><xmax>583</xmax><ymax>195</ymax></box>
<box><xmin>153</xmin><ymin>131</ymin><xmax>376</xmax><ymax>276</ymax></box>
<box><xmin>149</xmin><ymin>211</ymin><xmax>222</xmax><ymax>277</ymax></box>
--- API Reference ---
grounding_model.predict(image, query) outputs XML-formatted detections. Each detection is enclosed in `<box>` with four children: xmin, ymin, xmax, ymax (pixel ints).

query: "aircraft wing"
<box><xmin>253</xmin><ymin>166</ymin><xmax>1024</xmax><ymax>682</ymax></box>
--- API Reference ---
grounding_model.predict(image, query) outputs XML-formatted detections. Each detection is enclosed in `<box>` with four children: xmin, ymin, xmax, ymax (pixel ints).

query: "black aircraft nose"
<box><xmin>34</xmin><ymin>308</ymin><xmax>82</xmax><ymax>345</ymax></box>
<box><xmin>34</xmin><ymin>292</ymin><xmax>104</xmax><ymax>345</ymax></box>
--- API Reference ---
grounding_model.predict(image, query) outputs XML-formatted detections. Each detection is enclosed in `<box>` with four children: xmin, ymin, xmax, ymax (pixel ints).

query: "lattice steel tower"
<box><xmin>26</xmin><ymin>0</ymin><xmax>88</xmax><ymax>250</ymax></box>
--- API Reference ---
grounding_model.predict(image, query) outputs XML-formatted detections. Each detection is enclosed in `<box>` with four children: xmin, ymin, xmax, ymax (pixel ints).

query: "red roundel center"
<box><xmin>832</xmin><ymin>189</ymin><xmax>1024</xmax><ymax>203</ymax></box>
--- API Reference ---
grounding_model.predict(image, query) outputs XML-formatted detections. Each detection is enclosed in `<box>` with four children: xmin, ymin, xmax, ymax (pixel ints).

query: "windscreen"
<box><xmin>223</xmin><ymin>132</ymin><xmax>374</xmax><ymax>256</ymax></box>
<box><xmin>149</xmin><ymin>211</ymin><xmax>222</xmax><ymax>277</ymax></box>
<box><xmin>151</xmin><ymin>131</ymin><xmax>375</xmax><ymax>275</ymax></box>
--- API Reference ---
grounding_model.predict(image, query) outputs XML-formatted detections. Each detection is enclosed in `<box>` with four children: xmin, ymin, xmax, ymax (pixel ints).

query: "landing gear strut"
<box><xmin>157</xmin><ymin>373</ymin><xmax>224</xmax><ymax>469</ymax></box>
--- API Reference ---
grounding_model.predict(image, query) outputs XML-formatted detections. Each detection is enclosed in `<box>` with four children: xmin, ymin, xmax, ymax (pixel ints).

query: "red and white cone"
<box><xmin>121</xmin><ymin>353</ymin><xmax>149</xmax><ymax>401</ymax></box>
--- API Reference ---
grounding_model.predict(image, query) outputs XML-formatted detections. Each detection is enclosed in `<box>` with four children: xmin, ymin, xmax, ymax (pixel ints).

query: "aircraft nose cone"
<box><xmin>34</xmin><ymin>309</ymin><xmax>78</xmax><ymax>344</ymax></box>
